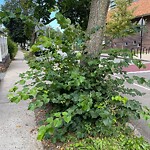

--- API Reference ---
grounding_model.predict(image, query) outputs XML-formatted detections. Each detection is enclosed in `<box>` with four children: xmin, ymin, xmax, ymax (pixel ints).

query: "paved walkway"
<box><xmin>134</xmin><ymin>53</ymin><xmax>150</xmax><ymax>62</ymax></box>
<box><xmin>0</xmin><ymin>50</ymin><xmax>43</xmax><ymax>150</ymax></box>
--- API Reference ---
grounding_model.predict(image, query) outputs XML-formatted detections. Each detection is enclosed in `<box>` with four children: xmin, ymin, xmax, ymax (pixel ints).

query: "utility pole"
<box><xmin>139</xmin><ymin>17</ymin><xmax>145</xmax><ymax>59</ymax></box>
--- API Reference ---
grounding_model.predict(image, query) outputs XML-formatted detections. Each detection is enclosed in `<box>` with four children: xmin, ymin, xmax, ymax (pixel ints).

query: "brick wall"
<box><xmin>111</xmin><ymin>16</ymin><xmax>150</xmax><ymax>54</ymax></box>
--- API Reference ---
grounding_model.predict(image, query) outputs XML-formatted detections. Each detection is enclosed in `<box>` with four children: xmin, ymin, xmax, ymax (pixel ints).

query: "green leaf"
<box><xmin>19</xmin><ymin>79</ymin><xmax>26</xmax><ymax>85</ymax></box>
<box><xmin>8</xmin><ymin>94</ymin><xmax>21</xmax><ymax>103</ymax></box>
<box><xmin>63</xmin><ymin>115</ymin><xmax>71</xmax><ymax>123</ymax></box>
<box><xmin>35</xmin><ymin>100</ymin><xmax>43</xmax><ymax>108</ymax></box>
<box><xmin>28</xmin><ymin>103</ymin><xmax>36</xmax><ymax>111</ymax></box>
<box><xmin>90</xmin><ymin>110</ymin><xmax>99</xmax><ymax>118</ymax></box>
<box><xmin>30</xmin><ymin>88</ymin><xmax>38</xmax><ymax>96</ymax></box>
<box><xmin>47</xmin><ymin>127</ymin><xmax>54</xmax><ymax>135</ymax></box>
<box><xmin>62</xmin><ymin>112</ymin><xmax>68</xmax><ymax>116</ymax></box>
<box><xmin>54</xmin><ymin>112</ymin><xmax>61</xmax><ymax>118</ymax></box>
<box><xmin>55</xmin><ymin>12</ymin><xmax>71</xmax><ymax>29</ymax></box>
<box><xmin>42</xmin><ymin>94</ymin><xmax>50</xmax><ymax>104</ymax></box>
<box><xmin>53</xmin><ymin>118</ymin><xmax>62</xmax><ymax>127</ymax></box>
<box><xmin>22</xmin><ymin>94</ymin><xmax>29</xmax><ymax>100</ymax></box>
<box><xmin>7</xmin><ymin>93</ymin><xmax>13</xmax><ymax>100</ymax></box>
<box><xmin>126</xmin><ymin>78</ymin><xmax>134</xmax><ymax>84</ymax></box>
<box><xmin>22</xmin><ymin>87</ymin><xmax>29</xmax><ymax>93</ymax></box>
<box><xmin>37</xmin><ymin>125</ymin><xmax>47</xmax><ymax>140</ymax></box>
<box><xmin>103</xmin><ymin>117</ymin><xmax>112</xmax><ymax>126</ymax></box>
<box><xmin>46</xmin><ymin>117</ymin><xmax>53</xmax><ymax>124</ymax></box>
<box><xmin>132</xmin><ymin>60</ymin><xmax>144</xmax><ymax>69</ymax></box>
<box><xmin>137</xmin><ymin>77</ymin><xmax>146</xmax><ymax>85</ymax></box>
<box><xmin>30</xmin><ymin>45</ymin><xmax>40</xmax><ymax>52</ymax></box>
<box><xmin>112</xmin><ymin>96</ymin><xmax>128</xmax><ymax>104</ymax></box>
<box><xmin>9</xmin><ymin>86</ymin><xmax>18</xmax><ymax>92</ymax></box>
<box><xmin>9</xmin><ymin>12</ymin><xmax>16</xmax><ymax>18</ymax></box>
<box><xmin>79</xmin><ymin>76</ymin><xmax>85</xmax><ymax>83</ymax></box>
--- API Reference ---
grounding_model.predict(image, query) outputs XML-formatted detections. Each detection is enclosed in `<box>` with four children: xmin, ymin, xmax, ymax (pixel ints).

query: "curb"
<box><xmin>126</xmin><ymin>122</ymin><xmax>141</xmax><ymax>138</ymax></box>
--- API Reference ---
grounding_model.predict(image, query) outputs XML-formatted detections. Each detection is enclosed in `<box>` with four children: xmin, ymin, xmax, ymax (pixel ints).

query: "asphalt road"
<box><xmin>126</xmin><ymin>71</ymin><xmax>150</xmax><ymax>143</ymax></box>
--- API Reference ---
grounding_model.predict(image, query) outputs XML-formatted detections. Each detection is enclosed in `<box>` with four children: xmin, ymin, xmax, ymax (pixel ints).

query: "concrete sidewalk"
<box><xmin>134</xmin><ymin>53</ymin><xmax>150</xmax><ymax>62</ymax></box>
<box><xmin>0</xmin><ymin>50</ymin><xmax>43</xmax><ymax>150</ymax></box>
<box><xmin>101</xmin><ymin>53</ymin><xmax>150</xmax><ymax>62</ymax></box>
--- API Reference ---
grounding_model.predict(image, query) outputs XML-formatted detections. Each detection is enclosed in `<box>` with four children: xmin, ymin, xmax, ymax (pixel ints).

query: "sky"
<box><xmin>0</xmin><ymin>0</ymin><xmax>4</xmax><ymax>5</ymax></box>
<box><xmin>49</xmin><ymin>12</ymin><xmax>60</xmax><ymax>30</ymax></box>
<box><xmin>0</xmin><ymin>0</ymin><xmax>59</xmax><ymax>29</ymax></box>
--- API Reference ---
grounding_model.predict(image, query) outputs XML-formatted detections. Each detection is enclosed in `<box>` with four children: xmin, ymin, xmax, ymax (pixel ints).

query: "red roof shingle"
<box><xmin>129</xmin><ymin>0</ymin><xmax>150</xmax><ymax>17</ymax></box>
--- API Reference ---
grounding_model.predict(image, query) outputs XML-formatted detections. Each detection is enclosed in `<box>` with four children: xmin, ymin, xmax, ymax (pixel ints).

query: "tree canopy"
<box><xmin>1</xmin><ymin>0</ymin><xmax>56</xmax><ymax>24</ymax></box>
<box><xmin>33</xmin><ymin>0</ymin><xmax>56</xmax><ymax>24</ymax></box>
<box><xmin>58</xmin><ymin>0</ymin><xmax>91</xmax><ymax>30</ymax></box>
<box><xmin>0</xmin><ymin>10</ymin><xmax>35</xmax><ymax>45</ymax></box>
<box><xmin>0</xmin><ymin>0</ymin><xmax>57</xmax><ymax>45</ymax></box>
<box><xmin>0</xmin><ymin>0</ymin><xmax>87</xmax><ymax>47</ymax></box>
<box><xmin>106</xmin><ymin>0</ymin><xmax>137</xmax><ymax>39</ymax></box>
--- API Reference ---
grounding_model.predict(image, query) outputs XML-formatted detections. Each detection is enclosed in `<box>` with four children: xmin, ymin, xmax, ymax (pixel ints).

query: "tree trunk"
<box><xmin>87</xmin><ymin>0</ymin><xmax>110</xmax><ymax>55</ymax></box>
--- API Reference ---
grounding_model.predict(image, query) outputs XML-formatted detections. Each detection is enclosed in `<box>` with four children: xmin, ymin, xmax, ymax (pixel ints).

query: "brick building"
<box><xmin>109</xmin><ymin>0</ymin><xmax>150</xmax><ymax>53</ymax></box>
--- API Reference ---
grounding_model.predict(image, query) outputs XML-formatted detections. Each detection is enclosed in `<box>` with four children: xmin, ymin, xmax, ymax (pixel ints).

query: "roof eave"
<box><xmin>134</xmin><ymin>13</ymin><xmax>150</xmax><ymax>19</ymax></box>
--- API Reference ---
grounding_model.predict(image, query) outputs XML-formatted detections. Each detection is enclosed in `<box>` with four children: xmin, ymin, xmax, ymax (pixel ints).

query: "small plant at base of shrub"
<box><xmin>63</xmin><ymin>134</ymin><xmax>150</xmax><ymax>150</ymax></box>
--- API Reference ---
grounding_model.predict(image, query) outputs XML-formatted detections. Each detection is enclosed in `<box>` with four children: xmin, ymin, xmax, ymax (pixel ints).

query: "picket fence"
<box><xmin>0</xmin><ymin>36</ymin><xmax>8</xmax><ymax>62</ymax></box>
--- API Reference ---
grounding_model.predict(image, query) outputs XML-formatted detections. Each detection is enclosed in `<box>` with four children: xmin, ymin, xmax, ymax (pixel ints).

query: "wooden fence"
<box><xmin>0</xmin><ymin>36</ymin><xmax>8</xmax><ymax>62</ymax></box>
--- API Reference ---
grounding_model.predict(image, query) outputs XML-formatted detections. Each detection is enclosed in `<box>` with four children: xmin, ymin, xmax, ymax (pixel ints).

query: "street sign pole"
<box><xmin>139</xmin><ymin>17</ymin><xmax>145</xmax><ymax>59</ymax></box>
<box><xmin>140</xmin><ymin>17</ymin><xmax>143</xmax><ymax>59</ymax></box>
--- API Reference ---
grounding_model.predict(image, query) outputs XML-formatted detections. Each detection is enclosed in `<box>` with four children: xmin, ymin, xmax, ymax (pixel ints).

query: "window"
<box><xmin>109</xmin><ymin>0</ymin><xmax>116</xmax><ymax>9</ymax></box>
<box><xmin>133</xmin><ymin>41</ymin><xmax>136</xmax><ymax>45</ymax></box>
<box><xmin>137</xmin><ymin>43</ymin><xmax>141</xmax><ymax>47</ymax></box>
<box><xmin>102</xmin><ymin>40</ymin><xmax>105</xmax><ymax>45</ymax></box>
<box><xmin>125</xmin><ymin>42</ymin><xmax>128</xmax><ymax>46</ymax></box>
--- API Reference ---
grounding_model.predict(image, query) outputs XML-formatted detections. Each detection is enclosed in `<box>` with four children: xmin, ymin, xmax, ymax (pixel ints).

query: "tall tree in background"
<box><xmin>106</xmin><ymin>0</ymin><xmax>137</xmax><ymax>45</ymax></box>
<box><xmin>4</xmin><ymin>18</ymin><xmax>27</xmax><ymax>44</ymax></box>
<box><xmin>1</xmin><ymin>0</ymin><xmax>34</xmax><ymax>16</ymax></box>
<box><xmin>2</xmin><ymin>0</ymin><xmax>56</xmax><ymax>24</ymax></box>
<box><xmin>0</xmin><ymin>0</ymin><xmax>56</xmax><ymax>46</ymax></box>
<box><xmin>33</xmin><ymin>0</ymin><xmax>56</xmax><ymax>24</ymax></box>
<box><xmin>0</xmin><ymin>9</ymin><xmax>35</xmax><ymax>47</ymax></box>
<box><xmin>1</xmin><ymin>0</ymin><xmax>35</xmax><ymax>47</ymax></box>
<box><xmin>58</xmin><ymin>0</ymin><xmax>91</xmax><ymax>30</ymax></box>
<box><xmin>86</xmin><ymin>0</ymin><xmax>110</xmax><ymax>55</ymax></box>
